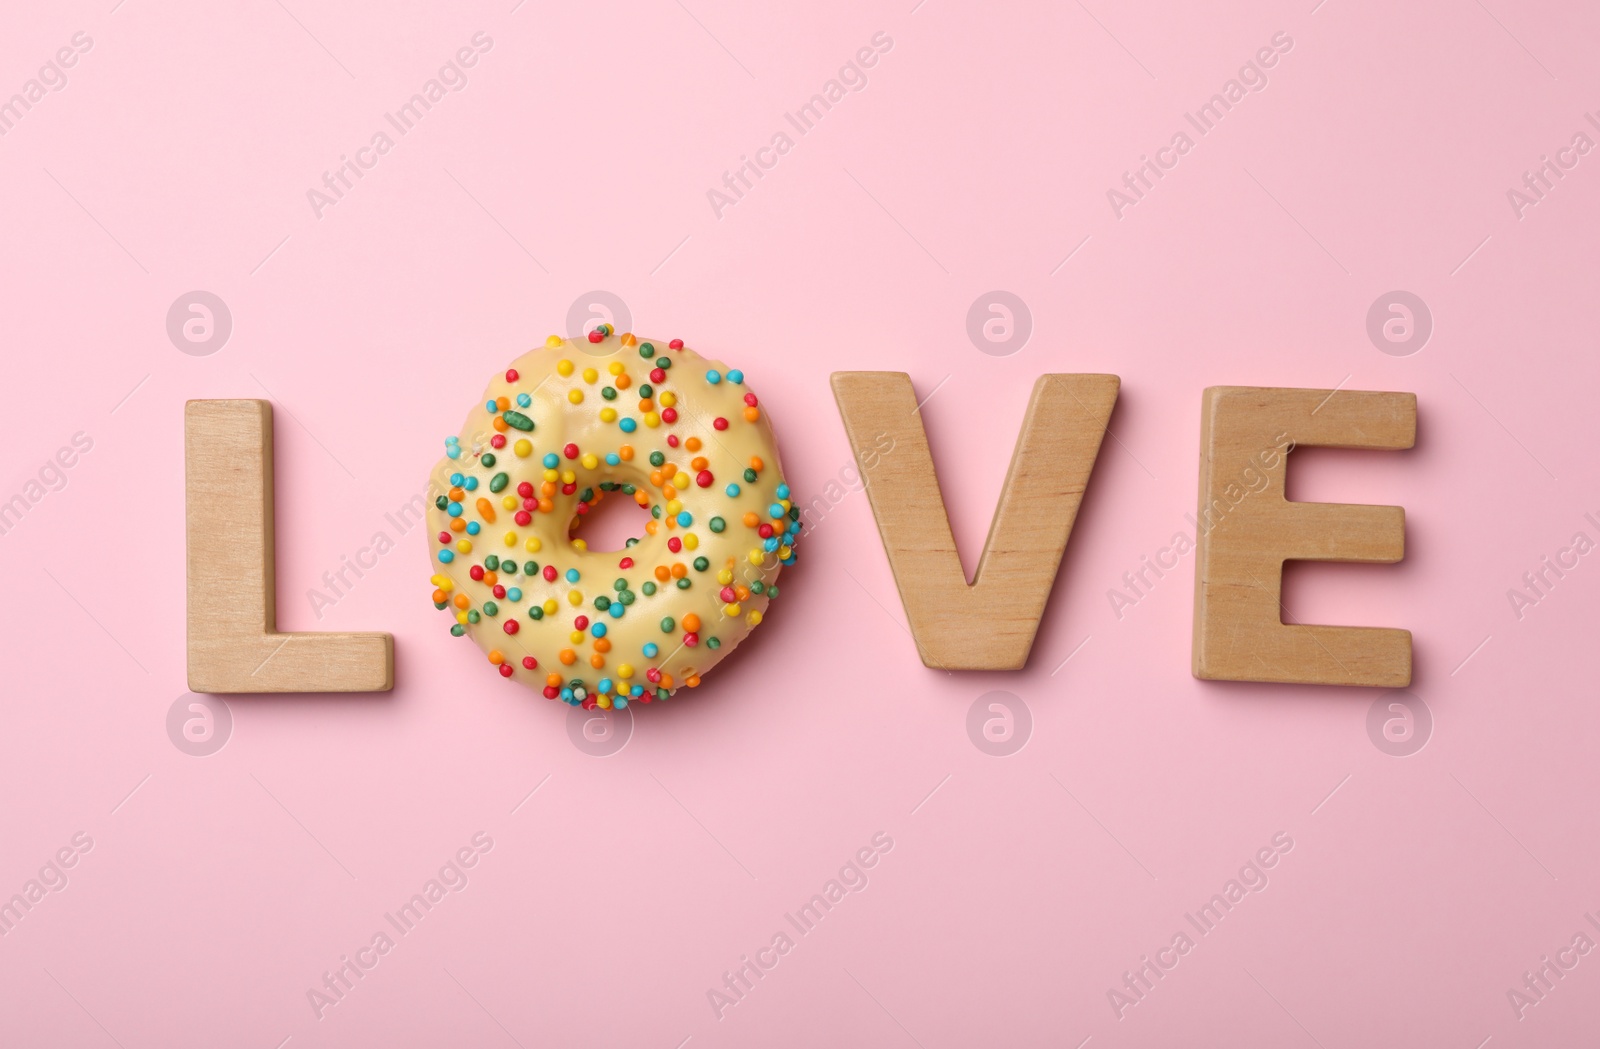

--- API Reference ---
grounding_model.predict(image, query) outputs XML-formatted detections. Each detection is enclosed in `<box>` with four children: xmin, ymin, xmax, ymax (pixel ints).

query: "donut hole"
<box><xmin>569</xmin><ymin>490</ymin><xmax>653</xmax><ymax>552</ymax></box>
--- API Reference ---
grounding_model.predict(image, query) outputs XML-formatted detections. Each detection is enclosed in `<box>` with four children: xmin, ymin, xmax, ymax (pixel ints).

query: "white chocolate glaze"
<box><xmin>425</xmin><ymin>330</ymin><xmax>799</xmax><ymax>706</ymax></box>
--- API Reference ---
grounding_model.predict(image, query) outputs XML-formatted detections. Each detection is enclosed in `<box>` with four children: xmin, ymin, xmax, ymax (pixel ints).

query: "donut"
<box><xmin>425</xmin><ymin>327</ymin><xmax>800</xmax><ymax>707</ymax></box>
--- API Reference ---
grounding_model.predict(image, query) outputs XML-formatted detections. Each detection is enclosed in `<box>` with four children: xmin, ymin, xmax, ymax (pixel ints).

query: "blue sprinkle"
<box><xmin>447</xmin><ymin>501</ymin><xmax>463</xmax><ymax>517</ymax></box>
<box><xmin>768</xmin><ymin>503</ymin><xmax>785</xmax><ymax>518</ymax></box>
<box><xmin>605</xmin><ymin>453</ymin><xmax>620</xmax><ymax>466</ymax></box>
<box><xmin>591</xmin><ymin>621</ymin><xmax>607</xmax><ymax>638</ymax></box>
<box><xmin>776</xmin><ymin>484</ymin><xmax>790</xmax><ymax>499</ymax></box>
<box><xmin>643</xmin><ymin>642</ymin><xmax>659</xmax><ymax>658</ymax></box>
<box><xmin>446</xmin><ymin>447</ymin><xmax>461</xmax><ymax>459</ymax></box>
<box><xmin>725</xmin><ymin>483</ymin><xmax>741</xmax><ymax>497</ymax></box>
<box><xmin>609</xmin><ymin>603</ymin><xmax>625</xmax><ymax>618</ymax></box>
<box><xmin>614</xmin><ymin>695</ymin><xmax>628</xmax><ymax>709</ymax></box>
<box><xmin>438</xmin><ymin>549</ymin><xmax>455</xmax><ymax>563</ymax></box>
<box><xmin>630</xmin><ymin>684</ymin><xmax>644</xmax><ymax>697</ymax></box>
<box><xmin>706</xmin><ymin>370</ymin><xmax>722</xmax><ymax>385</ymax></box>
<box><xmin>676</xmin><ymin>511</ymin><xmax>692</xmax><ymax>527</ymax></box>
<box><xmin>463</xmin><ymin>477</ymin><xmax>478</xmax><ymax>491</ymax></box>
<box><xmin>565</xmin><ymin>568</ymin><xmax>579</xmax><ymax>583</ymax></box>
<box><xmin>764</xmin><ymin>537</ymin><xmax>780</xmax><ymax>551</ymax></box>
<box><xmin>517</xmin><ymin>393</ymin><xmax>531</xmax><ymax>407</ymax></box>
<box><xmin>598</xmin><ymin>678</ymin><xmax>614</xmax><ymax>694</ymax></box>
<box><xmin>485</xmin><ymin>400</ymin><xmax>498</xmax><ymax>413</ymax></box>
<box><xmin>465</xmin><ymin>521</ymin><xmax>480</xmax><ymax>535</ymax></box>
<box><xmin>543</xmin><ymin>452</ymin><xmax>560</xmax><ymax>469</ymax></box>
<box><xmin>728</xmin><ymin>369</ymin><xmax>744</xmax><ymax>384</ymax></box>
<box><xmin>507</xmin><ymin>587</ymin><xmax>522</xmax><ymax>601</ymax></box>
<box><xmin>449</xmin><ymin>472</ymin><xmax>464</xmax><ymax>486</ymax></box>
<box><xmin>620</xmin><ymin>418</ymin><xmax>637</xmax><ymax>433</ymax></box>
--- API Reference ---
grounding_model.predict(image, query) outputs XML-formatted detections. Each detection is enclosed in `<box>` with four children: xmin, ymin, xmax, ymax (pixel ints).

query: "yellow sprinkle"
<box><xmin>561</xmin><ymin>470</ymin><xmax>576</xmax><ymax>484</ymax></box>
<box><xmin>617</xmin><ymin>663</ymin><xmax>634</xmax><ymax>679</ymax></box>
<box><xmin>580</xmin><ymin>453</ymin><xmax>599</xmax><ymax>470</ymax></box>
<box><xmin>514</xmin><ymin>438</ymin><xmax>532</xmax><ymax>457</ymax></box>
<box><xmin>716</xmin><ymin>569</ymin><xmax>733</xmax><ymax>585</ymax></box>
<box><xmin>456</xmin><ymin>539</ymin><xmax>473</xmax><ymax>553</ymax></box>
<box><xmin>748</xmin><ymin>550</ymin><xmax>764</xmax><ymax>565</ymax></box>
<box><xmin>569</xmin><ymin>630</ymin><xmax>584</xmax><ymax>644</ymax></box>
<box><xmin>501</xmin><ymin>495</ymin><xmax>517</xmax><ymax>510</ymax></box>
<box><xmin>746</xmin><ymin>610</ymin><xmax>763</xmax><ymax>626</ymax></box>
<box><xmin>503</xmin><ymin>531</ymin><xmax>518</xmax><ymax>546</ymax></box>
<box><xmin>600</xmin><ymin>407</ymin><xmax>617</xmax><ymax>423</ymax></box>
<box><xmin>456</xmin><ymin>610</ymin><xmax>470</xmax><ymax>624</ymax></box>
<box><xmin>608</xmin><ymin>361</ymin><xmax>624</xmax><ymax>375</ymax></box>
<box><xmin>779</xmin><ymin>545</ymin><xmax>792</xmax><ymax>559</ymax></box>
<box><xmin>597</xmin><ymin>695</ymin><xmax>612</xmax><ymax>709</ymax></box>
<box><xmin>567</xmin><ymin>589</ymin><xmax>582</xmax><ymax>605</ymax></box>
<box><xmin>667</xmin><ymin>499</ymin><xmax>683</xmax><ymax>515</ymax></box>
<box><xmin>683</xmin><ymin>533</ymin><xmax>699</xmax><ymax>550</ymax></box>
<box><xmin>545</xmin><ymin>334</ymin><xmax>563</xmax><ymax>348</ymax></box>
<box><xmin>568</xmin><ymin>389</ymin><xmax>584</xmax><ymax>404</ymax></box>
<box><xmin>780</xmin><ymin>499</ymin><xmax>791</xmax><ymax>511</ymax></box>
<box><xmin>659</xmin><ymin>391</ymin><xmax>677</xmax><ymax>408</ymax></box>
<box><xmin>542</xmin><ymin>598</ymin><xmax>558</xmax><ymax>615</ymax></box>
<box><xmin>582</xmin><ymin>367</ymin><xmax>598</xmax><ymax>384</ymax></box>
<box><xmin>723</xmin><ymin>603</ymin><xmax>741</xmax><ymax>616</ymax></box>
<box><xmin>571</xmin><ymin>538</ymin><xmax>588</xmax><ymax>552</ymax></box>
<box><xmin>526</xmin><ymin>537</ymin><xmax>543</xmax><ymax>553</ymax></box>
<box><xmin>644</xmin><ymin>412</ymin><xmax>660</xmax><ymax>428</ymax></box>
<box><xmin>557</xmin><ymin>359</ymin><xmax>574</xmax><ymax>376</ymax></box>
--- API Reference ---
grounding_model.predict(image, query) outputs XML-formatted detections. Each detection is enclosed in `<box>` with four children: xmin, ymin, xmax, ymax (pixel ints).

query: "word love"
<box><xmin>183</xmin><ymin>379</ymin><xmax>1415</xmax><ymax>694</ymax></box>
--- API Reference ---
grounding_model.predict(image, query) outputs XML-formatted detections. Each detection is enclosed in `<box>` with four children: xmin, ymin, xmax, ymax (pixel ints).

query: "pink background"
<box><xmin>2</xmin><ymin>0</ymin><xmax>1598</xmax><ymax>1045</ymax></box>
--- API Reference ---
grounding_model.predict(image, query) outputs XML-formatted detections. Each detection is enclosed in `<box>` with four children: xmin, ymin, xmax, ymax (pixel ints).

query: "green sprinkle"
<box><xmin>743</xmin><ymin>468</ymin><xmax>758</xmax><ymax>482</ymax></box>
<box><xmin>660</xmin><ymin>617</ymin><xmax>675</xmax><ymax>632</ymax></box>
<box><xmin>707</xmin><ymin>637</ymin><xmax>722</xmax><ymax>650</ymax></box>
<box><xmin>524</xmin><ymin>561</ymin><xmax>538</xmax><ymax>575</ymax></box>
<box><xmin>502</xmin><ymin>410</ymin><xmax>535</xmax><ymax>431</ymax></box>
<box><xmin>489</xmin><ymin>472</ymin><xmax>509</xmax><ymax>492</ymax></box>
<box><xmin>639</xmin><ymin>342</ymin><xmax>655</xmax><ymax>358</ymax></box>
<box><xmin>601</xmin><ymin>386</ymin><xmax>617</xmax><ymax>400</ymax></box>
<box><xmin>595</xmin><ymin>595</ymin><xmax>612</xmax><ymax>611</ymax></box>
<box><xmin>649</xmin><ymin>451</ymin><xmax>665</xmax><ymax>467</ymax></box>
<box><xmin>481</xmin><ymin>453</ymin><xmax>497</xmax><ymax>467</ymax></box>
<box><xmin>450</xmin><ymin>624</ymin><xmax>465</xmax><ymax>636</ymax></box>
<box><xmin>613</xmin><ymin>578</ymin><xmax>628</xmax><ymax>591</ymax></box>
<box><xmin>639</xmin><ymin>383</ymin><xmax>653</xmax><ymax>398</ymax></box>
<box><xmin>483</xmin><ymin>601</ymin><xmax>498</xmax><ymax>616</ymax></box>
<box><xmin>619</xmin><ymin>590</ymin><xmax>635</xmax><ymax>605</ymax></box>
<box><xmin>485</xmin><ymin>554</ymin><xmax>500</xmax><ymax>570</ymax></box>
<box><xmin>528</xmin><ymin>607</ymin><xmax>544</xmax><ymax>620</ymax></box>
<box><xmin>693</xmin><ymin>557</ymin><xmax>709</xmax><ymax>572</ymax></box>
<box><xmin>467</xmin><ymin>609</ymin><xmax>481</xmax><ymax>623</ymax></box>
<box><xmin>676</xmin><ymin>577</ymin><xmax>691</xmax><ymax>590</ymax></box>
<box><xmin>642</xmin><ymin>581</ymin><xmax>657</xmax><ymax>596</ymax></box>
<box><xmin>709</xmin><ymin>516</ymin><xmax>725</xmax><ymax>533</ymax></box>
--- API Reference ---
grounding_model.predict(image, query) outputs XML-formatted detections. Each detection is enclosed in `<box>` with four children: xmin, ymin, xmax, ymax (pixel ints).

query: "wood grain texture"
<box><xmin>1191</xmin><ymin>386</ymin><xmax>1415</xmax><ymax>688</ymax></box>
<box><xmin>185</xmin><ymin>399</ymin><xmax>392</xmax><ymax>693</ymax></box>
<box><xmin>832</xmin><ymin>372</ymin><xmax>1119</xmax><ymax>670</ymax></box>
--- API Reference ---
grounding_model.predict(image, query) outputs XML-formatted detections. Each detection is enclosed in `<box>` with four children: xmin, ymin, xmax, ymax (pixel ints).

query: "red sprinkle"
<box><xmin>713</xmin><ymin>417</ymin><xmax>729</xmax><ymax>430</ymax></box>
<box><xmin>543</xmin><ymin>565</ymin><xmax>558</xmax><ymax>582</ymax></box>
<box><xmin>661</xmin><ymin>407</ymin><xmax>678</xmax><ymax>424</ymax></box>
<box><xmin>696</xmin><ymin>470</ymin><xmax>713</xmax><ymax>487</ymax></box>
<box><xmin>619</xmin><ymin>557</ymin><xmax>634</xmax><ymax>569</ymax></box>
<box><xmin>515</xmin><ymin>510</ymin><xmax>532</xmax><ymax>525</ymax></box>
<box><xmin>470</xmin><ymin>565</ymin><xmax>485</xmax><ymax>581</ymax></box>
<box><xmin>564</xmin><ymin>443</ymin><xmax>579</xmax><ymax>459</ymax></box>
<box><xmin>522</xmin><ymin>656</ymin><xmax>538</xmax><ymax>669</ymax></box>
<box><xmin>506</xmin><ymin>369</ymin><xmax>519</xmax><ymax>382</ymax></box>
<box><xmin>543</xmin><ymin>686</ymin><xmax>560</xmax><ymax>699</ymax></box>
<box><xmin>499</xmin><ymin>663</ymin><xmax>514</xmax><ymax>677</ymax></box>
<box><xmin>744</xmin><ymin>393</ymin><xmax>758</xmax><ymax>406</ymax></box>
<box><xmin>492</xmin><ymin>584</ymin><xmax>506</xmax><ymax>598</ymax></box>
<box><xmin>517</xmin><ymin>481</ymin><xmax>534</xmax><ymax>497</ymax></box>
<box><xmin>588</xmin><ymin>331</ymin><xmax>603</xmax><ymax>343</ymax></box>
<box><xmin>574</xmin><ymin>616</ymin><xmax>589</xmax><ymax>630</ymax></box>
<box><xmin>491</xmin><ymin>434</ymin><xmax>507</xmax><ymax>448</ymax></box>
<box><xmin>666</xmin><ymin>435</ymin><xmax>680</xmax><ymax>447</ymax></box>
<box><xmin>437</xmin><ymin>531</ymin><xmax>452</xmax><ymax>544</ymax></box>
<box><xmin>669</xmin><ymin>339</ymin><xmax>683</xmax><ymax>350</ymax></box>
<box><xmin>503</xmin><ymin>620</ymin><xmax>519</xmax><ymax>635</ymax></box>
<box><xmin>650</xmin><ymin>368</ymin><xmax>666</xmax><ymax>383</ymax></box>
<box><xmin>667</xmin><ymin>537</ymin><xmax>682</xmax><ymax>553</ymax></box>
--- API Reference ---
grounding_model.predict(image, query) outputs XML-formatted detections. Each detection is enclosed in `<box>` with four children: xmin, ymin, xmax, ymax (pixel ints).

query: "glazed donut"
<box><xmin>425</xmin><ymin>327</ymin><xmax>800</xmax><ymax>707</ymax></box>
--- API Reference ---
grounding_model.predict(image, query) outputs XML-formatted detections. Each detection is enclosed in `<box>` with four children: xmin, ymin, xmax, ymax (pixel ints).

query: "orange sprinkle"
<box><xmin>589</xmin><ymin>654</ymin><xmax>605</xmax><ymax>669</ymax></box>
<box><xmin>476</xmin><ymin>498</ymin><xmax>496</xmax><ymax>522</ymax></box>
<box><xmin>654</xmin><ymin>565</ymin><xmax>671</xmax><ymax>582</ymax></box>
<box><xmin>482</xmin><ymin>570</ymin><xmax>497</xmax><ymax>586</ymax></box>
<box><xmin>594</xmin><ymin>637</ymin><xmax>612</xmax><ymax>653</ymax></box>
<box><xmin>538</xmin><ymin>498</ymin><xmax>554</xmax><ymax>513</ymax></box>
<box><xmin>432</xmin><ymin>588</ymin><xmax>448</xmax><ymax>603</ymax></box>
<box><xmin>621</xmin><ymin>333</ymin><xmax>638</xmax><ymax>346</ymax></box>
<box><xmin>686</xmin><ymin>674</ymin><xmax>702</xmax><ymax>688</ymax></box>
<box><xmin>690</xmin><ymin>456</ymin><xmax>708</xmax><ymax>471</ymax></box>
<box><xmin>744</xmin><ymin>406</ymin><xmax>760</xmax><ymax>422</ymax></box>
<box><xmin>559</xmin><ymin>649</ymin><xmax>577</xmax><ymax>665</ymax></box>
<box><xmin>743</xmin><ymin>512</ymin><xmax>759</xmax><ymax>527</ymax></box>
<box><xmin>449</xmin><ymin>518</ymin><xmax>466</xmax><ymax>532</ymax></box>
<box><xmin>453</xmin><ymin>594</ymin><xmax>470</xmax><ymax>609</ymax></box>
<box><xmin>616</xmin><ymin>374</ymin><xmax>632</xmax><ymax>390</ymax></box>
<box><xmin>682</xmin><ymin>613</ymin><xmax>701</xmax><ymax>633</ymax></box>
<box><xmin>649</xmin><ymin>469</ymin><xmax>663</xmax><ymax>487</ymax></box>
<box><xmin>546</xmin><ymin>673</ymin><xmax>562</xmax><ymax>688</ymax></box>
<box><xmin>749</xmin><ymin>456</ymin><xmax>764</xmax><ymax>471</ymax></box>
<box><xmin>493</xmin><ymin>416</ymin><xmax>508</xmax><ymax>432</ymax></box>
<box><xmin>637</xmin><ymin>398</ymin><xmax>654</xmax><ymax>413</ymax></box>
<box><xmin>633</xmin><ymin>491</ymin><xmax>650</xmax><ymax>506</ymax></box>
<box><xmin>449</xmin><ymin>487</ymin><xmax>466</xmax><ymax>501</ymax></box>
<box><xmin>670</xmin><ymin>563</ymin><xmax>687</xmax><ymax>579</ymax></box>
<box><xmin>488</xmin><ymin>650</ymin><xmax>504</xmax><ymax>664</ymax></box>
<box><xmin>645</xmin><ymin>520</ymin><xmax>660</xmax><ymax>535</ymax></box>
<box><xmin>618</xmin><ymin>445</ymin><xmax>634</xmax><ymax>460</ymax></box>
<box><xmin>685</xmin><ymin>437</ymin><xmax>702</xmax><ymax>452</ymax></box>
<box><xmin>495</xmin><ymin>396</ymin><xmax>510</xmax><ymax>410</ymax></box>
